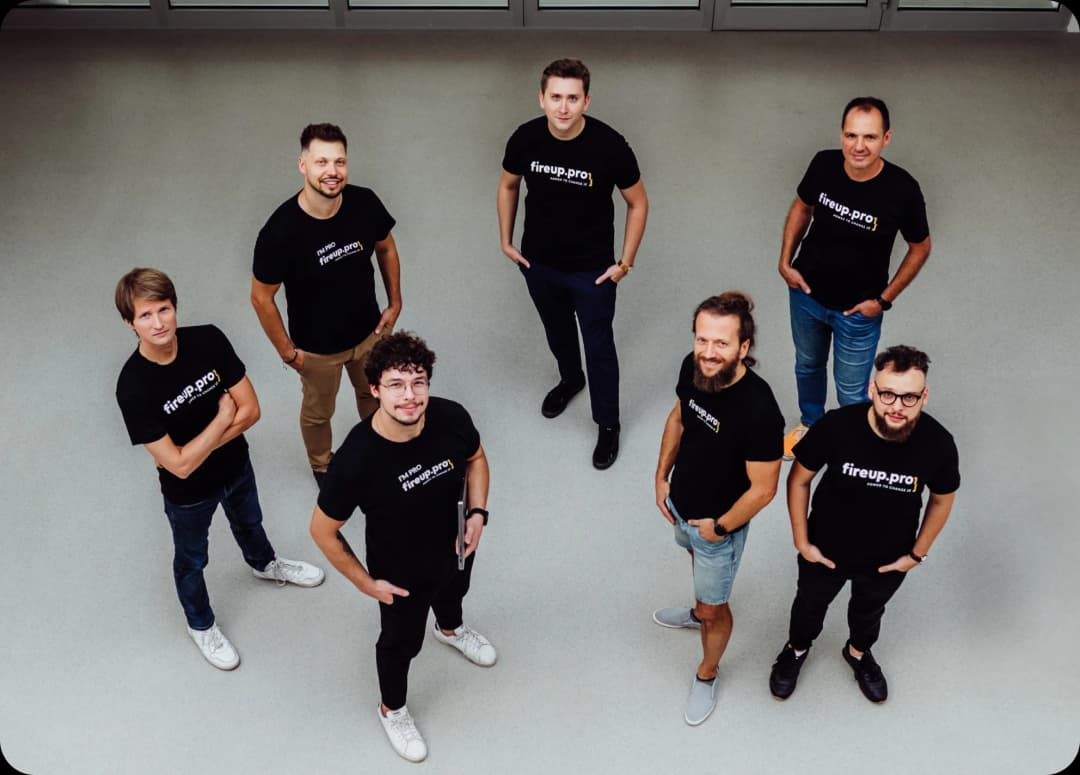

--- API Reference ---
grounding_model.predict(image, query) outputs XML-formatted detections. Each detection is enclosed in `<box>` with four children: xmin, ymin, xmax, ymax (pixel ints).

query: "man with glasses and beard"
<box><xmin>652</xmin><ymin>292</ymin><xmax>784</xmax><ymax>726</ymax></box>
<box><xmin>308</xmin><ymin>332</ymin><xmax>494</xmax><ymax>763</ymax></box>
<box><xmin>768</xmin><ymin>345</ymin><xmax>959</xmax><ymax>705</ymax></box>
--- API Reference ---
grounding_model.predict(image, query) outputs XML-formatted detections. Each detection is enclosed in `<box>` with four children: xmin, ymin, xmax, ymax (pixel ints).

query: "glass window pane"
<box><xmin>21</xmin><ymin>0</ymin><xmax>150</xmax><ymax>6</ymax></box>
<box><xmin>731</xmin><ymin>0</ymin><xmax>865</xmax><ymax>5</ymax></box>
<box><xmin>539</xmin><ymin>0</ymin><xmax>697</xmax><ymax>7</ymax></box>
<box><xmin>169</xmin><ymin>0</ymin><xmax>328</xmax><ymax>5</ymax></box>
<box><xmin>350</xmin><ymin>0</ymin><xmax>507</xmax><ymax>6</ymax></box>
<box><xmin>898</xmin><ymin>0</ymin><xmax>1057</xmax><ymax>7</ymax></box>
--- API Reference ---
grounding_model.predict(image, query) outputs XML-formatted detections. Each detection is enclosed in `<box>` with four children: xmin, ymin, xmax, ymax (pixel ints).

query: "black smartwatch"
<box><xmin>875</xmin><ymin>296</ymin><xmax>893</xmax><ymax>311</ymax></box>
<box><xmin>467</xmin><ymin>507</ymin><xmax>489</xmax><ymax>526</ymax></box>
<box><xmin>712</xmin><ymin>519</ymin><xmax>729</xmax><ymax>537</ymax></box>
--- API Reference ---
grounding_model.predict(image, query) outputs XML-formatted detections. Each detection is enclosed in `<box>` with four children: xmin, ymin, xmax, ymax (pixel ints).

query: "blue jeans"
<box><xmin>669</xmin><ymin>498</ymin><xmax>749</xmax><ymax>606</ymax></box>
<box><xmin>162</xmin><ymin>460</ymin><xmax>275</xmax><ymax>630</ymax></box>
<box><xmin>520</xmin><ymin>262</ymin><xmax>619</xmax><ymax>426</ymax></box>
<box><xmin>789</xmin><ymin>288</ymin><xmax>883</xmax><ymax>426</ymax></box>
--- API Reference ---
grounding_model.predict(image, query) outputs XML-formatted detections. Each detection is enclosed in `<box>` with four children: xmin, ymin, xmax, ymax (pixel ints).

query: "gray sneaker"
<box><xmin>684</xmin><ymin>675</ymin><xmax>718</xmax><ymax>726</ymax></box>
<box><xmin>652</xmin><ymin>607</ymin><xmax>701</xmax><ymax>630</ymax></box>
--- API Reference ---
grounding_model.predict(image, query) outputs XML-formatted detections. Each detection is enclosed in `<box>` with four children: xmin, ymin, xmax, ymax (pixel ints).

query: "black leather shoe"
<box><xmin>592</xmin><ymin>424</ymin><xmax>620</xmax><ymax>470</ymax></box>
<box><xmin>769</xmin><ymin>643</ymin><xmax>809</xmax><ymax>700</ymax></box>
<box><xmin>842</xmin><ymin>642</ymin><xmax>888</xmax><ymax>703</ymax></box>
<box><xmin>541</xmin><ymin>380</ymin><xmax>586</xmax><ymax>418</ymax></box>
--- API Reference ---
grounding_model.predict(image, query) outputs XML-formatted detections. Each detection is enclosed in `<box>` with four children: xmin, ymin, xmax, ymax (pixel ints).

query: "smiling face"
<box><xmin>370</xmin><ymin>367</ymin><xmax>430</xmax><ymax>428</ymax></box>
<box><xmin>692</xmin><ymin>311</ymin><xmax>749</xmax><ymax>391</ymax></box>
<box><xmin>299</xmin><ymin>139</ymin><xmax>348</xmax><ymax>200</ymax></box>
<box><xmin>539</xmin><ymin>76</ymin><xmax>590</xmax><ymax>140</ymax></box>
<box><xmin>127</xmin><ymin>296</ymin><xmax>177</xmax><ymax>351</ymax></box>
<box><xmin>868</xmin><ymin>366</ymin><xmax>927</xmax><ymax>442</ymax></box>
<box><xmin>840</xmin><ymin>107</ymin><xmax>891</xmax><ymax>180</ymax></box>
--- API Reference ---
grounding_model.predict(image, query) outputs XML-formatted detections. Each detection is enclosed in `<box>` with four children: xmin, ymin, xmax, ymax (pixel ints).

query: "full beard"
<box><xmin>871</xmin><ymin>409</ymin><xmax>919</xmax><ymax>443</ymax></box>
<box><xmin>693</xmin><ymin>357</ymin><xmax>738</xmax><ymax>392</ymax></box>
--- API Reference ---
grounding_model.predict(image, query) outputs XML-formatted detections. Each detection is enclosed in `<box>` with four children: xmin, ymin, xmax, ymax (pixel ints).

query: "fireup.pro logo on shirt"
<box><xmin>316</xmin><ymin>240</ymin><xmax>363</xmax><ymax>267</ymax></box>
<box><xmin>398</xmin><ymin>459</ymin><xmax>455</xmax><ymax>492</ymax></box>
<box><xmin>529</xmin><ymin>160</ymin><xmax>593</xmax><ymax>188</ymax></box>
<box><xmin>818</xmin><ymin>192</ymin><xmax>878</xmax><ymax>232</ymax></box>
<box><xmin>163</xmin><ymin>370</ymin><xmax>221</xmax><ymax>415</ymax></box>
<box><xmin>841</xmin><ymin>462</ymin><xmax>918</xmax><ymax>493</ymax></box>
<box><xmin>688</xmin><ymin>398</ymin><xmax>720</xmax><ymax>434</ymax></box>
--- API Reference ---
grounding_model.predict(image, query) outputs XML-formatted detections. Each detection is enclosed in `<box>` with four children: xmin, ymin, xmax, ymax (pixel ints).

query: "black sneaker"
<box><xmin>592</xmin><ymin>424</ymin><xmax>620</xmax><ymax>470</ymax></box>
<box><xmin>842</xmin><ymin>641</ymin><xmax>888</xmax><ymax>703</ymax></box>
<box><xmin>769</xmin><ymin>643</ymin><xmax>808</xmax><ymax>700</ymax></box>
<box><xmin>541</xmin><ymin>379</ymin><xmax>586</xmax><ymax>418</ymax></box>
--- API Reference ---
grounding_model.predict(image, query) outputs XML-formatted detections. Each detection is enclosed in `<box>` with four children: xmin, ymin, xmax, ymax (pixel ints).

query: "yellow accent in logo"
<box><xmin>588</xmin><ymin>173</ymin><xmax>593</xmax><ymax>188</ymax></box>
<box><xmin>448</xmin><ymin>460</ymin><xmax>455</xmax><ymax>470</ymax></box>
<box><xmin>872</xmin><ymin>217</ymin><xmax>878</xmax><ymax>232</ymax></box>
<box><xmin>214</xmin><ymin>369</ymin><xmax>221</xmax><ymax>384</ymax></box>
<box><xmin>911</xmin><ymin>477</ymin><xmax>918</xmax><ymax>492</ymax></box>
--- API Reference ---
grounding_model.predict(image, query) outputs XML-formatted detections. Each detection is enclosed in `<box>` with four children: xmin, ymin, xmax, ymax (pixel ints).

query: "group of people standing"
<box><xmin>113</xmin><ymin>57</ymin><xmax>960</xmax><ymax>763</ymax></box>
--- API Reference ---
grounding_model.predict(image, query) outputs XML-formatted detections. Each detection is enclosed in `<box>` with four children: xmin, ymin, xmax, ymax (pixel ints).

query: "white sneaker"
<box><xmin>253</xmin><ymin>556</ymin><xmax>325</xmax><ymax>588</ymax></box>
<box><xmin>187</xmin><ymin>623</ymin><xmax>240</xmax><ymax>671</ymax></box>
<box><xmin>433</xmin><ymin>623</ymin><xmax>497</xmax><ymax>666</ymax></box>
<box><xmin>378</xmin><ymin>704</ymin><xmax>428</xmax><ymax>763</ymax></box>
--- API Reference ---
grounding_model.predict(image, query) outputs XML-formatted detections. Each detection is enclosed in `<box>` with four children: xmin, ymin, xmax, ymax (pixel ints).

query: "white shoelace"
<box><xmin>387</xmin><ymin>713</ymin><xmax>423</xmax><ymax>744</ymax></box>
<box><xmin>268</xmin><ymin>559</ymin><xmax>303</xmax><ymax>586</ymax></box>
<box><xmin>203</xmin><ymin>627</ymin><xmax>227</xmax><ymax>653</ymax></box>
<box><xmin>455</xmin><ymin>626</ymin><xmax>486</xmax><ymax>656</ymax></box>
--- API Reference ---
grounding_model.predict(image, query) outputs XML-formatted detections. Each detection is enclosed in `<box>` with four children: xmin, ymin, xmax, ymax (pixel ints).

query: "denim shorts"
<box><xmin>669</xmin><ymin>497</ymin><xmax>749</xmax><ymax>605</ymax></box>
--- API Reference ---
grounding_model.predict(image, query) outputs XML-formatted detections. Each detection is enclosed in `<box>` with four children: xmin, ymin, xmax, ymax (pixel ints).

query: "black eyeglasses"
<box><xmin>874</xmin><ymin>382</ymin><xmax>924</xmax><ymax>407</ymax></box>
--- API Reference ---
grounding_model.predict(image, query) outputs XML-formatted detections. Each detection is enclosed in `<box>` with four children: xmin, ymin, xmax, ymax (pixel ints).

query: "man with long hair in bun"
<box><xmin>652</xmin><ymin>292</ymin><xmax>784</xmax><ymax>726</ymax></box>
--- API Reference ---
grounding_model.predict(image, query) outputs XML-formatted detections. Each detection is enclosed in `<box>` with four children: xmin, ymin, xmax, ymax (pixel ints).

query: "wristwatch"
<box><xmin>875</xmin><ymin>296</ymin><xmax>893</xmax><ymax>311</ymax></box>
<box><xmin>618</xmin><ymin>260</ymin><xmax>633</xmax><ymax>275</ymax></box>
<box><xmin>712</xmin><ymin>519</ymin><xmax>729</xmax><ymax>537</ymax></box>
<box><xmin>467</xmin><ymin>507</ymin><xmax>489</xmax><ymax>526</ymax></box>
<box><xmin>908</xmin><ymin>550</ymin><xmax>925</xmax><ymax>563</ymax></box>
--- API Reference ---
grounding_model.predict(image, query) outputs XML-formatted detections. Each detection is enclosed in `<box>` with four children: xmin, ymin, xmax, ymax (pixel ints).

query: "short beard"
<box><xmin>693</xmin><ymin>357</ymin><xmax>738</xmax><ymax>392</ymax></box>
<box><xmin>871</xmin><ymin>409</ymin><xmax>919</xmax><ymax>443</ymax></box>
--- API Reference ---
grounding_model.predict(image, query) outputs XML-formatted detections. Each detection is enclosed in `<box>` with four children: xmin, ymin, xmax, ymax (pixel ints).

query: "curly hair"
<box><xmin>364</xmin><ymin>332</ymin><xmax>437</xmax><ymax>388</ymax></box>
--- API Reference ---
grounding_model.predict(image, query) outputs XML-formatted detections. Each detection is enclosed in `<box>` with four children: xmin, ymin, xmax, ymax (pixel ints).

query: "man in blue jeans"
<box><xmin>777</xmin><ymin>97</ymin><xmax>931</xmax><ymax>458</ymax></box>
<box><xmin>652</xmin><ymin>293</ymin><xmax>783</xmax><ymax>726</ymax></box>
<box><xmin>115</xmin><ymin>268</ymin><xmax>325</xmax><ymax>671</ymax></box>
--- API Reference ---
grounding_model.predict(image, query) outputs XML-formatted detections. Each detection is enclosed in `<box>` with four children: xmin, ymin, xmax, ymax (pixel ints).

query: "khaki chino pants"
<box><xmin>299</xmin><ymin>328</ymin><xmax>386</xmax><ymax>472</ymax></box>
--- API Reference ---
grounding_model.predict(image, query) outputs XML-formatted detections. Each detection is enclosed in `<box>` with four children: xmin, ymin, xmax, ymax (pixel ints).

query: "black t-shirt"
<box><xmin>502</xmin><ymin>116</ymin><xmax>641</xmax><ymax>272</ymax></box>
<box><xmin>669</xmin><ymin>354</ymin><xmax>785</xmax><ymax>520</ymax></box>
<box><xmin>795</xmin><ymin>403</ymin><xmax>960</xmax><ymax>571</ymax></box>
<box><xmin>253</xmin><ymin>184</ymin><xmax>395</xmax><ymax>354</ymax></box>
<box><xmin>317</xmin><ymin>397</ymin><xmax>481</xmax><ymax>581</ymax></box>
<box><xmin>116</xmin><ymin>325</ymin><xmax>250</xmax><ymax>505</ymax></box>
<box><xmin>793</xmin><ymin>150</ymin><xmax>929</xmax><ymax>311</ymax></box>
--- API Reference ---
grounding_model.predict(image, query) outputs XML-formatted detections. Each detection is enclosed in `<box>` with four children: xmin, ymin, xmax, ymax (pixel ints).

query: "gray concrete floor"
<box><xmin>0</xmin><ymin>29</ymin><xmax>1077</xmax><ymax>775</ymax></box>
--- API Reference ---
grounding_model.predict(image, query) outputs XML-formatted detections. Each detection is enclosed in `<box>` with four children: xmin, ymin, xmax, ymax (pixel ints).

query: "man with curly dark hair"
<box><xmin>309</xmin><ymin>331</ymin><xmax>494</xmax><ymax>763</ymax></box>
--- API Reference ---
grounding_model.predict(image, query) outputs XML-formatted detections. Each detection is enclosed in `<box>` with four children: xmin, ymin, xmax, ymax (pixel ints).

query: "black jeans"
<box><xmin>520</xmin><ymin>262</ymin><xmax>619</xmax><ymax>426</ymax></box>
<box><xmin>375</xmin><ymin>552</ymin><xmax>475</xmax><ymax>710</ymax></box>
<box><xmin>787</xmin><ymin>555</ymin><xmax>906</xmax><ymax>653</ymax></box>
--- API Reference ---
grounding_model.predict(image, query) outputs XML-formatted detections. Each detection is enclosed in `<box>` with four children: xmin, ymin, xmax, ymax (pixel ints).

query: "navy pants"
<box><xmin>521</xmin><ymin>262</ymin><xmax>619</xmax><ymax>427</ymax></box>
<box><xmin>162</xmin><ymin>460</ymin><xmax>276</xmax><ymax>630</ymax></box>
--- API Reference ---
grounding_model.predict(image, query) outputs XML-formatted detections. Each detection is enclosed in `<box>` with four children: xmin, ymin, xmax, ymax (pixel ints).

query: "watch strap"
<box><xmin>467</xmin><ymin>507</ymin><xmax>489</xmax><ymax>525</ymax></box>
